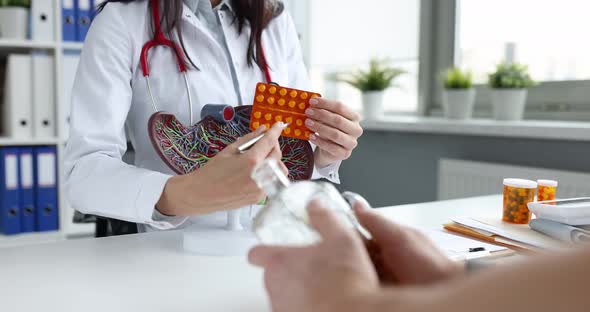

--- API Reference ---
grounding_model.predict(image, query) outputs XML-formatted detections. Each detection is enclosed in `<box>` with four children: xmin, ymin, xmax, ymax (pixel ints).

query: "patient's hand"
<box><xmin>249</xmin><ymin>200</ymin><xmax>379</xmax><ymax>312</ymax></box>
<box><xmin>355</xmin><ymin>202</ymin><xmax>465</xmax><ymax>285</ymax></box>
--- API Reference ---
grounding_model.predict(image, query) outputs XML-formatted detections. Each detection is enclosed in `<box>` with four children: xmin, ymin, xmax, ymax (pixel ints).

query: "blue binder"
<box><xmin>90</xmin><ymin>0</ymin><xmax>98</xmax><ymax>20</ymax></box>
<box><xmin>0</xmin><ymin>148</ymin><xmax>22</xmax><ymax>235</ymax></box>
<box><xmin>62</xmin><ymin>0</ymin><xmax>78</xmax><ymax>42</ymax></box>
<box><xmin>19</xmin><ymin>148</ymin><xmax>35</xmax><ymax>233</ymax></box>
<box><xmin>34</xmin><ymin>147</ymin><xmax>59</xmax><ymax>232</ymax></box>
<box><xmin>76</xmin><ymin>0</ymin><xmax>92</xmax><ymax>42</ymax></box>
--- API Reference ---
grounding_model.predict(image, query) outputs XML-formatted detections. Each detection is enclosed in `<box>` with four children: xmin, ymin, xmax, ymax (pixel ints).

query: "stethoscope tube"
<box><xmin>141</xmin><ymin>0</ymin><xmax>273</xmax><ymax>126</ymax></box>
<box><xmin>145</xmin><ymin>72</ymin><xmax>194</xmax><ymax>125</ymax></box>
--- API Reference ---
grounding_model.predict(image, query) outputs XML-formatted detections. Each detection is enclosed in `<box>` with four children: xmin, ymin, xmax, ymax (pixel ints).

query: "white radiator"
<box><xmin>438</xmin><ymin>158</ymin><xmax>590</xmax><ymax>200</ymax></box>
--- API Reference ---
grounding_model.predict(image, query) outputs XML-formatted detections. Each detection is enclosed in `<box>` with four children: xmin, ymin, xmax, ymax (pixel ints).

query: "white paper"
<box><xmin>5</xmin><ymin>155</ymin><xmax>18</xmax><ymax>190</ymax></box>
<box><xmin>20</xmin><ymin>154</ymin><xmax>33</xmax><ymax>188</ymax></box>
<box><xmin>423</xmin><ymin>229</ymin><xmax>507</xmax><ymax>261</ymax></box>
<box><xmin>38</xmin><ymin>153</ymin><xmax>56</xmax><ymax>187</ymax></box>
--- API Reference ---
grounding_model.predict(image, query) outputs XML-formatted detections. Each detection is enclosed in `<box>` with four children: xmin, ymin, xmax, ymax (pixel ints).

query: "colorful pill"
<box><xmin>265</xmin><ymin>123</ymin><xmax>271</xmax><ymax>129</ymax></box>
<box><xmin>284</xmin><ymin>127</ymin><xmax>292</xmax><ymax>134</ymax></box>
<box><xmin>294</xmin><ymin>129</ymin><xmax>302</xmax><ymax>136</ymax></box>
<box><xmin>290</xmin><ymin>90</ymin><xmax>298</xmax><ymax>98</ymax></box>
<box><xmin>278</xmin><ymin>99</ymin><xmax>286</xmax><ymax>106</ymax></box>
<box><xmin>265</xmin><ymin>113</ymin><xmax>272</xmax><ymax>121</ymax></box>
<box><xmin>254</xmin><ymin>111</ymin><xmax>262</xmax><ymax>119</ymax></box>
<box><xmin>275</xmin><ymin>115</ymin><xmax>283</xmax><ymax>122</ymax></box>
<box><xmin>298</xmin><ymin>103</ymin><xmax>306</xmax><ymax>110</ymax></box>
<box><xmin>257</xmin><ymin>84</ymin><xmax>266</xmax><ymax>92</ymax></box>
<box><xmin>252</xmin><ymin>121</ymin><xmax>260</xmax><ymax>129</ymax></box>
<box><xmin>256</xmin><ymin>95</ymin><xmax>264</xmax><ymax>102</ymax></box>
<box><xmin>280</xmin><ymin>88</ymin><xmax>288</xmax><ymax>96</ymax></box>
<box><xmin>267</xmin><ymin>97</ymin><xmax>275</xmax><ymax>105</ymax></box>
<box><xmin>285</xmin><ymin>117</ymin><xmax>293</xmax><ymax>124</ymax></box>
<box><xmin>288</xmin><ymin>101</ymin><xmax>296</xmax><ymax>108</ymax></box>
<box><xmin>269</xmin><ymin>86</ymin><xmax>277</xmax><ymax>94</ymax></box>
<box><xmin>296</xmin><ymin>119</ymin><xmax>303</xmax><ymax>126</ymax></box>
<box><xmin>300</xmin><ymin>92</ymin><xmax>309</xmax><ymax>100</ymax></box>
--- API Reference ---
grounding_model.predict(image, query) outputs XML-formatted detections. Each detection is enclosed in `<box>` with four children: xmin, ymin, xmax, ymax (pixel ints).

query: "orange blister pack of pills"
<box><xmin>250</xmin><ymin>83</ymin><xmax>321</xmax><ymax>140</ymax></box>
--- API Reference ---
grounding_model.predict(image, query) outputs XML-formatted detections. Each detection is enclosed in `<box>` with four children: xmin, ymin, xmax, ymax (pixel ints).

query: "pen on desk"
<box><xmin>469</xmin><ymin>247</ymin><xmax>486</xmax><ymax>253</ymax></box>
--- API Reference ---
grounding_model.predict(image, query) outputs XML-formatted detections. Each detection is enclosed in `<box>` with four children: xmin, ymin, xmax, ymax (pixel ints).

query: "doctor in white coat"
<box><xmin>64</xmin><ymin>0</ymin><xmax>363</xmax><ymax>233</ymax></box>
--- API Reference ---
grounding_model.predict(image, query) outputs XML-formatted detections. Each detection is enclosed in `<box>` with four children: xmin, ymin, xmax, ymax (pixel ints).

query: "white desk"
<box><xmin>0</xmin><ymin>195</ymin><xmax>502</xmax><ymax>312</ymax></box>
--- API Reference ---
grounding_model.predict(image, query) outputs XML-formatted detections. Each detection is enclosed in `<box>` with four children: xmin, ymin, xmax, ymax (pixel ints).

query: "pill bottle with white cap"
<box><xmin>537</xmin><ymin>179</ymin><xmax>558</xmax><ymax>202</ymax></box>
<box><xmin>503</xmin><ymin>178</ymin><xmax>537</xmax><ymax>224</ymax></box>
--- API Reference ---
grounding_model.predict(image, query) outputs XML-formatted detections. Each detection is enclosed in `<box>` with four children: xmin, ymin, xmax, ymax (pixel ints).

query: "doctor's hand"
<box><xmin>305</xmin><ymin>98</ymin><xmax>363</xmax><ymax>168</ymax></box>
<box><xmin>249</xmin><ymin>200</ymin><xmax>379</xmax><ymax>312</ymax></box>
<box><xmin>156</xmin><ymin>122</ymin><xmax>288</xmax><ymax>217</ymax></box>
<box><xmin>354</xmin><ymin>203</ymin><xmax>465</xmax><ymax>285</ymax></box>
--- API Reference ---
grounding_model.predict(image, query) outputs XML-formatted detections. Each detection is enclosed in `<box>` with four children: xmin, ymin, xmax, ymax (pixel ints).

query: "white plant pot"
<box><xmin>442</xmin><ymin>89</ymin><xmax>476</xmax><ymax>120</ymax></box>
<box><xmin>491</xmin><ymin>89</ymin><xmax>528</xmax><ymax>121</ymax></box>
<box><xmin>362</xmin><ymin>91</ymin><xmax>385</xmax><ymax>120</ymax></box>
<box><xmin>0</xmin><ymin>7</ymin><xmax>29</xmax><ymax>40</ymax></box>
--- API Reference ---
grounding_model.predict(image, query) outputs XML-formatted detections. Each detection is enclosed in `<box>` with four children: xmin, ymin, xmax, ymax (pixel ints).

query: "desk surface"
<box><xmin>0</xmin><ymin>195</ymin><xmax>502</xmax><ymax>312</ymax></box>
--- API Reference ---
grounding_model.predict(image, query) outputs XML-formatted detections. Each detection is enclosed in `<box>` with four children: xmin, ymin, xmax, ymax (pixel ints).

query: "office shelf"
<box><xmin>0</xmin><ymin>137</ymin><xmax>61</xmax><ymax>146</ymax></box>
<box><xmin>0</xmin><ymin>0</ymin><xmax>82</xmax><ymax>249</ymax></box>
<box><xmin>0</xmin><ymin>39</ymin><xmax>57</xmax><ymax>50</ymax></box>
<box><xmin>0</xmin><ymin>231</ymin><xmax>63</xmax><ymax>248</ymax></box>
<box><xmin>61</xmin><ymin>42</ymin><xmax>84</xmax><ymax>51</ymax></box>
<box><xmin>0</xmin><ymin>40</ymin><xmax>84</xmax><ymax>52</ymax></box>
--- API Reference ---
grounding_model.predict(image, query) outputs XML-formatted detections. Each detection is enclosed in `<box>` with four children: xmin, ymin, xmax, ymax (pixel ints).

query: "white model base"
<box><xmin>183</xmin><ymin>225</ymin><xmax>259</xmax><ymax>257</ymax></box>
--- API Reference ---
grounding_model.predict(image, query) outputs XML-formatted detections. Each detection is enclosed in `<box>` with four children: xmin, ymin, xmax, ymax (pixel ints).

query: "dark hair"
<box><xmin>98</xmin><ymin>0</ymin><xmax>284</xmax><ymax>71</ymax></box>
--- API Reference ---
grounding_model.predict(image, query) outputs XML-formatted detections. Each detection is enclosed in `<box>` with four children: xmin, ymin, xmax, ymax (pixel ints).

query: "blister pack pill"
<box><xmin>250</xmin><ymin>83</ymin><xmax>321</xmax><ymax>140</ymax></box>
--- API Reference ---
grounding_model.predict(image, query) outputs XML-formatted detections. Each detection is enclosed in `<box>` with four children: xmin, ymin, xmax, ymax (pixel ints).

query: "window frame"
<box><xmin>427</xmin><ymin>0</ymin><xmax>590</xmax><ymax>120</ymax></box>
<box><xmin>289</xmin><ymin>0</ymin><xmax>428</xmax><ymax>115</ymax></box>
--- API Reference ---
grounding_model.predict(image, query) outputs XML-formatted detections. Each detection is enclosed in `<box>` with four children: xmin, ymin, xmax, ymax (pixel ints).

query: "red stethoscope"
<box><xmin>140</xmin><ymin>0</ymin><xmax>273</xmax><ymax>125</ymax></box>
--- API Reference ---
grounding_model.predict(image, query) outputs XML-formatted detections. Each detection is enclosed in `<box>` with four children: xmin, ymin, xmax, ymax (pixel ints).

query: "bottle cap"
<box><xmin>537</xmin><ymin>179</ymin><xmax>558</xmax><ymax>187</ymax></box>
<box><xmin>503</xmin><ymin>178</ymin><xmax>537</xmax><ymax>189</ymax></box>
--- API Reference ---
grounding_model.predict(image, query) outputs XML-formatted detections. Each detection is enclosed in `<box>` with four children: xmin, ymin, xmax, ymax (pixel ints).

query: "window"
<box><xmin>288</xmin><ymin>0</ymin><xmax>590</xmax><ymax>120</ymax></box>
<box><xmin>423</xmin><ymin>0</ymin><xmax>590</xmax><ymax>120</ymax></box>
<box><xmin>286</xmin><ymin>0</ymin><xmax>422</xmax><ymax>113</ymax></box>
<box><xmin>458</xmin><ymin>0</ymin><xmax>590</xmax><ymax>83</ymax></box>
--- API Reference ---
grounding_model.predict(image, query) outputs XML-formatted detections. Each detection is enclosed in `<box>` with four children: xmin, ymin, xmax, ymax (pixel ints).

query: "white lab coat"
<box><xmin>64</xmin><ymin>0</ymin><xmax>340</xmax><ymax>231</ymax></box>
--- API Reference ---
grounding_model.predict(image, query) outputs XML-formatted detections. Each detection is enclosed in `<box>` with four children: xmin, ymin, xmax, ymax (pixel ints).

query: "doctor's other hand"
<box><xmin>249</xmin><ymin>200</ymin><xmax>379</xmax><ymax>312</ymax></box>
<box><xmin>354</xmin><ymin>203</ymin><xmax>465</xmax><ymax>285</ymax></box>
<box><xmin>305</xmin><ymin>98</ymin><xmax>363</xmax><ymax>168</ymax></box>
<box><xmin>156</xmin><ymin>122</ymin><xmax>288</xmax><ymax>217</ymax></box>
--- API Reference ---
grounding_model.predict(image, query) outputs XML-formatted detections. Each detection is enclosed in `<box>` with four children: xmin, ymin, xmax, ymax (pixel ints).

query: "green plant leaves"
<box><xmin>442</xmin><ymin>67</ymin><xmax>473</xmax><ymax>89</ymax></box>
<box><xmin>0</xmin><ymin>0</ymin><xmax>30</xmax><ymax>7</ymax></box>
<box><xmin>337</xmin><ymin>58</ymin><xmax>406</xmax><ymax>92</ymax></box>
<box><xmin>488</xmin><ymin>62</ymin><xmax>536</xmax><ymax>89</ymax></box>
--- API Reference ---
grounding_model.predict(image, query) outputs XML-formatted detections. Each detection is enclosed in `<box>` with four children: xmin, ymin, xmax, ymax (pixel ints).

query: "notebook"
<box><xmin>445</xmin><ymin>217</ymin><xmax>565</xmax><ymax>252</ymax></box>
<box><xmin>422</xmin><ymin>228</ymin><xmax>512</xmax><ymax>260</ymax></box>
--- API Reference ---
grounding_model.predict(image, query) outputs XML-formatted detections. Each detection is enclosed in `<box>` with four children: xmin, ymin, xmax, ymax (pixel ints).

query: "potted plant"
<box><xmin>339</xmin><ymin>58</ymin><xmax>406</xmax><ymax>120</ymax></box>
<box><xmin>441</xmin><ymin>67</ymin><xmax>475</xmax><ymax>119</ymax></box>
<box><xmin>488</xmin><ymin>62</ymin><xmax>536</xmax><ymax>121</ymax></box>
<box><xmin>0</xmin><ymin>0</ymin><xmax>30</xmax><ymax>39</ymax></box>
